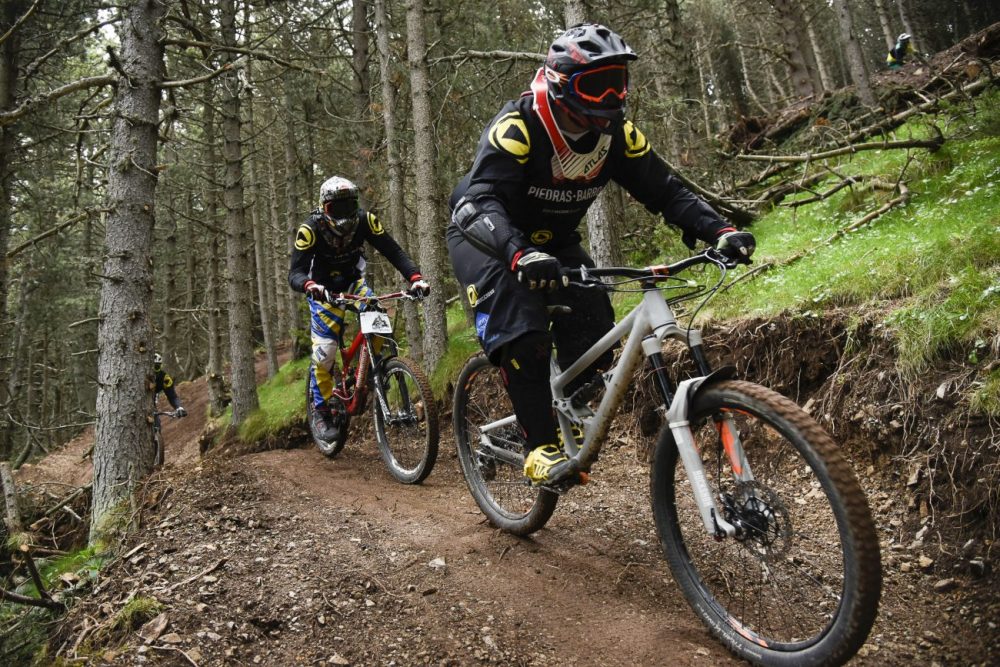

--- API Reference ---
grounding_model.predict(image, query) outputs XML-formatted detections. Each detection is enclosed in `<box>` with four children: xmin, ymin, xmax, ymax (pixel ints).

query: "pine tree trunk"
<box><xmin>770</xmin><ymin>0</ymin><xmax>817</xmax><ymax>99</ymax></box>
<box><xmin>0</xmin><ymin>1</ymin><xmax>24</xmax><ymax>459</ymax></box>
<box><xmin>374</xmin><ymin>0</ymin><xmax>423</xmax><ymax>359</ymax></box>
<box><xmin>266</xmin><ymin>135</ymin><xmax>290</xmax><ymax>338</ymax></box>
<box><xmin>91</xmin><ymin>0</ymin><xmax>167</xmax><ymax>541</ymax></box>
<box><xmin>245</xmin><ymin>63</ymin><xmax>278</xmax><ymax>378</ymax></box>
<box><xmin>832</xmin><ymin>0</ymin><xmax>876</xmax><ymax>107</ymax></box>
<box><xmin>352</xmin><ymin>0</ymin><xmax>372</xmax><ymax>190</ymax></box>
<box><xmin>801</xmin><ymin>2</ymin><xmax>834</xmax><ymax>91</ymax></box>
<box><xmin>874</xmin><ymin>0</ymin><xmax>897</xmax><ymax>50</ymax></box>
<box><xmin>895</xmin><ymin>0</ymin><xmax>917</xmax><ymax>50</ymax></box>
<box><xmin>201</xmin><ymin>89</ymin><xmax>226</xmax><ymax>417</ymax></box>
<box><xmin>282</xmin><ymin>48</ymin><xmax>306</xmax><ymax>354</ymax></box>
<box><xmin>220</xmin><ymin>0</ymin><xmax>259</xmax><ymax>426</ymax></box>
<box><xmin>405</xmin><ymin>0</ymin><xmax>447</xmax><ymax>372</ymax></box>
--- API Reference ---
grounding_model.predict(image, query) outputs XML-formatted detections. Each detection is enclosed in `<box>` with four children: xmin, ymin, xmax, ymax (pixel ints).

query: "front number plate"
<box><xmin>359</xmin><ymin>311</ymin><xmax>393</xmax><ymax>335</ymax></box>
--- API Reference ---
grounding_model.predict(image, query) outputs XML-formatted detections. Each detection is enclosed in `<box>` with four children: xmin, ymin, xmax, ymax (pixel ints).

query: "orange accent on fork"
<box><xmin>717</xmin><ymin>419</ymin><xmax>743</xmax><ymax>476</ymax></box>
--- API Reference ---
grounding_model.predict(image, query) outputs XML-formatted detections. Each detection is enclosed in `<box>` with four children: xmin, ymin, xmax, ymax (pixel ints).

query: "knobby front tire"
<box><xmin>650</xmin><ymin>380</ymin><xmax>881</xmax><ymax>666</ymax></box>
<box><xmin>373</xmin><ymin>357</ymin><xmax>439</xmax><ymax>484</ymax></box>
<box><xmin>306</xmin><ymin>368</ymin><xmax>348</xmax><ymax>458</ymax></box>
<box><xmin>153</xmin><ymin>430</ymin><xmax>164</xmax><ymax>467</ymax></box>
<box><xmin>453</xmin><ymin>353</ymin><xmax>557</xmax><ymax>536</ymax></box>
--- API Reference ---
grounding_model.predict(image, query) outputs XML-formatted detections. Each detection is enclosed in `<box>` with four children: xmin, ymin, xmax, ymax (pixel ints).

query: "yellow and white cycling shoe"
<box><xmin>524</xmin><ymin>444</ymin><xmax>572</xmax><ymax>485</ymax></box>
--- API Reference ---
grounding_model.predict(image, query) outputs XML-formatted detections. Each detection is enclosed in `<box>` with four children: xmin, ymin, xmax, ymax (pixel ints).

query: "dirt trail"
<box><xmin>22</xmin><ymin>350</ymin><xmax>998</xmax><ymax>665</ymax></box>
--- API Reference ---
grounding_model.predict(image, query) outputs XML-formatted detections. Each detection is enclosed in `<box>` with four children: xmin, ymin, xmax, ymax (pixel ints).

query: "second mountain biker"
<box><xmin>289</xmin><ymin>176</ymin><xmax>430</xmax><ymax>444</ymax></box>
<box><xmin>446</xmin><ymin>23</ymin><xmax>756</xmax><ymax>485</ymax></box>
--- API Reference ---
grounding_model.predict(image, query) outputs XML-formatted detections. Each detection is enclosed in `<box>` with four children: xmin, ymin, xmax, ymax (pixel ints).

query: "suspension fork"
<box><xmin>689</xmin><ymin>333</ymin><xmax>754</xmax><ymax>486</ymax></box>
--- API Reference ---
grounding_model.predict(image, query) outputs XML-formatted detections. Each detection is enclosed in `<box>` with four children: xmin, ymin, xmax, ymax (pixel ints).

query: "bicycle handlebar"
<box><xmin>564</xmin><ymin>248</ymin><xmax>739</xmax><ymax>283</ymax></box>
<box><xmin>322</xmin><ymin>290</ymin><xmax>423</xmax><ymax>308</ymax></box>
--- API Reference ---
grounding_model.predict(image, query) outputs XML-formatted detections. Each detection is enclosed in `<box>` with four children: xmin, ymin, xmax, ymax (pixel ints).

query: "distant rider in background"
<box><xmin>886</xmin><ymin>33</ymin><xmax>918</xmax><ymax>70</ymax></box>
<box><xmin>154</xmin><ymin>352</ymin><xmax>187</xmax><ymax>418</ymax></box>
<box><xmin>289</xmin><ymin>176</ymin><xmax>430</xmax><ymax>444</ymax></box>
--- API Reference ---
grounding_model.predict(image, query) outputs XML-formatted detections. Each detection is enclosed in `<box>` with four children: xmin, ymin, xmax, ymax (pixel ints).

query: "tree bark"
<box><xmin>219</xmin><ymin>0</ymin><xmax>259</xmax><ymax>426</ymax></box>
<box><xmin>832</xmin><ymin>0</ymin><xmax>876</xmax><ymax>107</ymax></box>
<box><xmin>874</xmin><ymin>0</ymin><xmax>897</xmax><ymax>50</ymax></box>
<box><xmin>405</xmin><ymin>0</ymin><xmax>447</xmax><ymax>372</ymax></box>
<box><xmin>91</xmin><ymin>0</ymin><xmax>167</xmax><ymax>541</ymax></box>
<box><xmin>352</xmin><ymin>0</ymin><xmax>372</xmax><ymax>191</ymax></box>
<box><xmin>244</xmin><ymin>61</ymin><xmax>278</xmax><ymax>378</ymax></box>
<box><xmin>0</xmin><ymin>0</ymin><xmax>25</xmax><ymax>460</ymax></box>
<box><xmin>374</xmin><ymin>0</ymin><xmax>422</xmax><ymax>359</ymax></box>
<box><xmin>281</xmin><ymin>34</ymin><xmax>305</xmax><ymax>353</ymax></box>
<box><xmin>770</xmin><ymin>0</ymin><xmax>817</xmax><ymax>99</ymax></box>
<box><xmin>201</xmin><ymin>86</ymin><xmax>227</xmax><ymax>417</ymax></box>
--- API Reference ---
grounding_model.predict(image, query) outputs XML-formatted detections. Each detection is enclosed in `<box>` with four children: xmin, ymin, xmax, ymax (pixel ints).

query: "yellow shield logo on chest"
<box><xmin>530</xmin><ymin>230</ymin><xmax>553</xmax><ymax>245</ymax></box>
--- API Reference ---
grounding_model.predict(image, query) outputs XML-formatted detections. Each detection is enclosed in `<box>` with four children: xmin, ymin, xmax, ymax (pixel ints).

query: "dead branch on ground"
<box><xmin>736</xmin><ymin>134</ymin><xmax>944</xmax><ymax>165</ymax></box>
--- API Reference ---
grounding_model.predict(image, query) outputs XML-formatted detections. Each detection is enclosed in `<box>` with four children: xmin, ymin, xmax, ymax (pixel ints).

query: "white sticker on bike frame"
<box><xmin>359</xmin><ymin>311</ymin><xmax>393</xmax><ymax>335</ymax></box>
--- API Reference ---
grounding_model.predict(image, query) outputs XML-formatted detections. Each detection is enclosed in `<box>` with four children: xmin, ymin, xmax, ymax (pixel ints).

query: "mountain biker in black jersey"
<box><xmin>153</xmin><ymin>352</ymin><xmax>187</xmax><ymax>418</ymax></box>
<box><xmin>446</xmin><ymin>23</ymin><xmax>755</xmax><ymax>485</ymax></box>
<box><xmin>289</xmin><ymin>176</ymin><xmax>430</xmax><ymax>443</ymax></box>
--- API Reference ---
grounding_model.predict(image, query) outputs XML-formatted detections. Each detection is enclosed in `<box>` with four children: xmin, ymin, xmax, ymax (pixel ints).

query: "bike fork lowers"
<box><xmin>643</xmin><ymin>335</ymin><xmax>746</xmax><ymax>539</ymax></box>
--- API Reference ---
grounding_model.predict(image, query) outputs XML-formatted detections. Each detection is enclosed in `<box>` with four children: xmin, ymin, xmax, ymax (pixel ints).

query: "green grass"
<box><xmin>430</xmin><ymin>301</ymin><xmax>482</xmax><ymax>397</ymax></box>
<box><xmin>110</xmin><ymin>595</ymin><xmax>163</xmax><ymax>632</ymax></box>
<box><xmin>970</xmin><ymin>368</ymin><xmax>1000</xmax><ymax>417</ymax></box>
<box><xmin>234</xmin><ymin>356</ymin><xmax>311</xmax><ymax>443</ymax></box>
<box><xmin>704</xmin><ymin>93</ymin><xmax>1000</xmax><ymax>372</ymax></box>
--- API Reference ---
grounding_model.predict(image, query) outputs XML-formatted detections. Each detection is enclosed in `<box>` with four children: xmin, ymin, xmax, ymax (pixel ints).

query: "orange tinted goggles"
<box><xmin>570</xmin><ymin>64</ymin><xmax>628</xmax><ymax>107</ymax></box>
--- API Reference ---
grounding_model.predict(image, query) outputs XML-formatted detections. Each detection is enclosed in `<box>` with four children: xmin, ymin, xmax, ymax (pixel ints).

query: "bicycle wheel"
<box><xmin>153</xmin><ymin>429</ymin><xmax>164</xmax><ymax>466</ymax></box>
<box><xmin>306</xmin><ymin>368</ymin><xmax>348</xmax><ymax>458</ymax></box>
<box><xmin>650</xmin><ymin>380</ymin><xmax>881</xmax><ymax>666</ymax></box>
<box><xmin>453</xmin><ymin>353</ymin><xmax>557</xmax><ymax>536</ymax></box>
<box><xmin>373</xmin><ymin>357</ymin><xmax>439</xmax><ymax>484</ymax></box>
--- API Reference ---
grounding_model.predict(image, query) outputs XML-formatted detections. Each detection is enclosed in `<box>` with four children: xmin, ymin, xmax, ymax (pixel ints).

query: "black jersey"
<box><xmin>449</xmin><ymin>69</ymin><xmax>729</xmax><ymax>264</ymax></box>
<box><xmin>154</xmin><ymin>368</ymin><xmax>180</xmax><ymax>409</ymax></box>
<box><xmin>288</xmin><ymin>208</ymin><xmax>420</xmax><ymax>293</ymax></box>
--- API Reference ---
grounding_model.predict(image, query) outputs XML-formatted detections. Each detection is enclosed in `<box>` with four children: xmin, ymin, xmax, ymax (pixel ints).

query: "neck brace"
<box><xmin>531</xmin><ymin>69</ymin><xmax>611</xmax><ymax>183</ymax></box>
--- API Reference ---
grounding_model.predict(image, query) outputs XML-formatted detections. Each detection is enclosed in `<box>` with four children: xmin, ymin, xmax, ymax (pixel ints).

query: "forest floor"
<box><xmin>16</xmin><ymin>342</ymin><xmax>997</xmax><ymax>666</ymax></box>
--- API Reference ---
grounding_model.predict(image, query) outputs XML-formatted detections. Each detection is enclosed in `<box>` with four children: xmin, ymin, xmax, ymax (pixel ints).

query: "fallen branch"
<box><xmin>37</xmin><ymin>483</ymin><xmax>92</xmax><ymax>523</ymax></box>
<box><xmin>736</xmin><ymin>135</ymin><xmax>944</xmax><ymax>164</ymax></box>
<box><xmin>17</xmin><ymin>545</ymin><xmax>61</xmax><ymax>609</ymax></box>
<box><xmin>0</xmin><ymin>586</ymin><xmax>65</xmax><ymax>611</ymax></box>
<box><xmin>151</xmin><ymin>644</ymin><xmax>201</xmax><ymax>666</ymax></box>
<box><xmin>163</xmin><ymin>557</ymin><xmax>227</xmax><ymax>593</ymax></box>
<box><xmin>731</xmin><ymin>75</ymin><xmax>994</xmax><ymax>193</ymax></box>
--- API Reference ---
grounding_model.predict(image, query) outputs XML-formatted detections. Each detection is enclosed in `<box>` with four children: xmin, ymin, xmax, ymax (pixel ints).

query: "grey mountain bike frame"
<box><xmin>474</xmin><ymin>277</ymin><xmax>755</xmax><ymax>538</ymax></box>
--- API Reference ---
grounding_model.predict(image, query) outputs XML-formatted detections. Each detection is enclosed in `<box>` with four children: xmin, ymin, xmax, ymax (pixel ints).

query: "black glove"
<box><xmin>715</xmin><ymin>230</ymin><xmax>756</xmax><ymax>263</ymax></box>
<box><xmin>513</xmin><ymin>250</ymin><xmax>568</xmax><ymax>291</ymax></box>
<box><xmin>175</xmin><ymin>406</ymin><xmax>187</xmax><ymax>418</ymax></box>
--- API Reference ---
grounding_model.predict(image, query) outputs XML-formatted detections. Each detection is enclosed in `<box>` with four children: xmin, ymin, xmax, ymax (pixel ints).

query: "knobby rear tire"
<box><xmin>650</xmin><ymin>380</ymin><xmax>881</xmax><ymax>666</ymax></box>
<box><xmin>373</xmin><ymin>357</ymin><xmax>439</xmax><ymax>484</ymax></box>
<box><xmin>453</xmin><ymin>353</ymin><xmax>557</xmax><ymax>536</ymax></box>
<box><xmin>306</xmin><ymin>367</ymin><xmax>349</xmax><ymax>458</ymax></box>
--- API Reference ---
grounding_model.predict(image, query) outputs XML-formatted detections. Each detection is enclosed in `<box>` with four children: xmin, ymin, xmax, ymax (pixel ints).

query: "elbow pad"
<box><xmin>452</xmin><ymin>198</ymin><xmax>522</xmax><ymax>264</ymax></box>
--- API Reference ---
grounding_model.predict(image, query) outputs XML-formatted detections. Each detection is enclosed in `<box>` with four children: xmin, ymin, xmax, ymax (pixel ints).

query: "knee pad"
<box><xmin>312</xmin><ymin>342</ymin><xmax>338</xmax><ymax>373</ymax></box>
